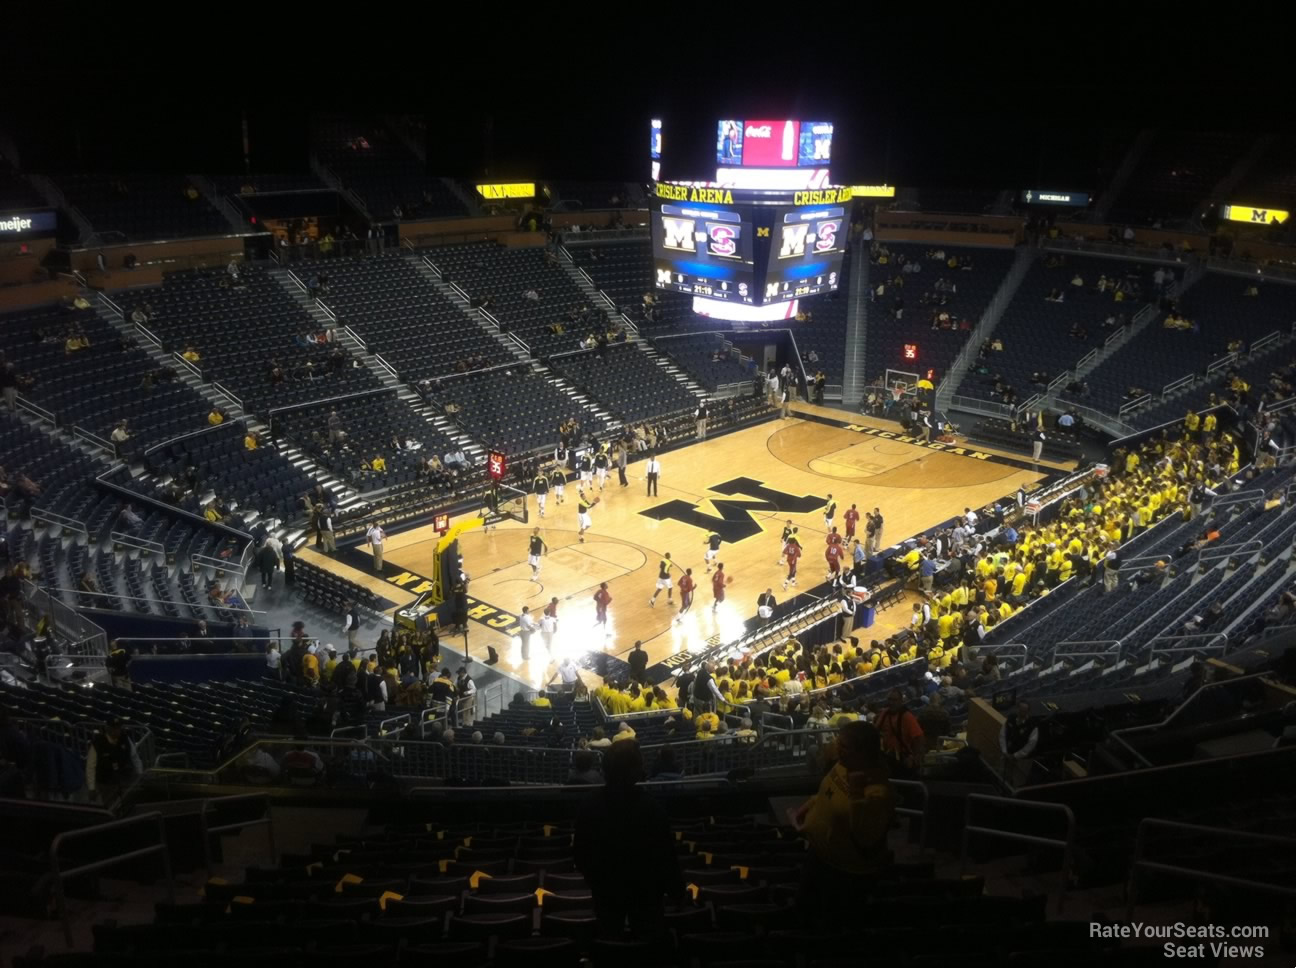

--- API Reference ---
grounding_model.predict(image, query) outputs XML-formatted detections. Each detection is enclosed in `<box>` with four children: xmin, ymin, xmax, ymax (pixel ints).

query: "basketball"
<box><xmin>726</xmin><ymin>576</ymin><xmax>734</xmax><ymax>585</ymax></box>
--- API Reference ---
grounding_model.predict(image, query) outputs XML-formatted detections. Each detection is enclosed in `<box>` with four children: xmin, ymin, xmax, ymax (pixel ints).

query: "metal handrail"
<box><xmin>1148</xmin><ymin>633</ymin><xmax>1228</xmax><ymax>664</ymax></box>
<box><xmin>72</xmin><ymin>426</ymin><xmax>117</xmax><ymax>456</ymax></box>
<box><xmin>342</xmin><ymin>324</ymin><xmax>368</xmax><ymax>350</ymax></box>
<box><xmin>50</xmin><ymin>811</ymin><xmax>174</xmax><ymax>946</ymax></box>
<box><xmin>108</xmin><ymin>531</ymin><xmax>165</xmax><ymax>555</ymax></box>
<box><xmin>1250</xmin><ymin>330</ymin><xmax>1281</xmax><ymax>354</ymax></box>
<box><xmin>890</xmin><ymin>778</ymin><xmax>931</xmax><ymax>848</ymax></box>
<box><xmin>174</xmin><ymin>352</ymin><xmax>204</xmax><ymax>382</ymax></box>
<box><xmin>1199</xmin><ymin>539</ymin><xmax>1262</xmax><ymax>564</ymax></box>
<box><xmin>1206</xmin><ymin>352</ymin><xmax>1238</xmax><ymax>375</ymax></box>
<box><xmin>267</xmin><ymin>384</ymin><xmax>396</xmax><ymax>418</ymax></box>
<box><xmin>199</xmin><ymin>793</ymin><xmax>275</xmax><ymax>874</ymax></box>
<box><xmin>1119</xmin><ymin>393</ymin><xmax>1152</xmax><ymax>415</ymax></box>
<box><xmin>1127</xmin><ymin>819</ymin><xmax>1296</xmax><ymax>920</ymax></box>
<box><xmin>30</xmin><ymin>507</ymin><xmax>89</xmax><ymax>535</ymax></box>
<box><xmin>212</xmin><ymin>382</ymin><xmax>244</xmax><ymax>410</ymax></box>
<box><xmin>16</xmin><ymin>394</ymin><xmax>58</xmax><ymax>425</ymax></box>
<box><xmin>960</xmin><ymin>794</ymin><xmax>1075</xmax><ymax>912</ymax></box>
<box><xmin>39</xmin><ymin>584</ymin><xmax>266</xmax><ymax>616</ymax></box>
<box><xmin>372</xmin><ymin>353</ymin><xmax>400</xmax><ymax>381</ymax></box>
<box><xmin>1161</xmin><ymin>373</ymin><xmax>1194</xmax><ymax>396</ymax></box>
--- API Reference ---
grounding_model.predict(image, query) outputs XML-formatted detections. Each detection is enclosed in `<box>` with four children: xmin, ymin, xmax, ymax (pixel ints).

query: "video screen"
<box><xmin>652</xmin><ymin>202</ymin><xmax>755</xmax><ymax>304</ymax></box>
<box><xmin>715</xmin><ymin>120</ymin><xmax>832</xmax><ymax>168</ymax></box>
<box><xmin>799</xmin><ymin>122</ymin><xmax>834</xmax><ymax>165</ymax></box>
<box><xmin>650</xmin><ymin>119</ymin><xmax>662</xmax><ymax>160</ymax></box>
<box><xmin>762</xmin><ymin>204</ymin><xmax>847</xmax><ymax>303</ymax></box>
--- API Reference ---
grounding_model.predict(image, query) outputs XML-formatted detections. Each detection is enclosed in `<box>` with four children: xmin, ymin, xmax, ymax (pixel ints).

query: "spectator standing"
<box><xmin>85</xmin><ymin>720</ymin><xmax>142</xmax><ymax>805</ymax></box>
<box><xmin>874</xmin><ymin>690</ymin><xmax>925</xmax><ymax>777</ymax></box>
<box><xmin>695</xmin><ymin>400</ymin><xmax>708</xmax><ymax>440</ymax></box>
<box><xmin>627</xmin><ymin>640</ymin><xmax>648</xmax><ymax>685</ymax></box>
<box><xmin>574</xmin><ymin>740</ymin><xmax>683</xmax><ymax>940</ymax></box>
<box><xmin>343</xmin><ymin>602</ymin><xmax>360</xmax><ymax>650</ymax></box>
<box><xmin>793</xmin><ymin>722</ymin><xmax>896</xmax><ymax>924</ymax></box>
<box><xmin>366</xmin><ymin>522</ymin><xmax>386</xmax><ymax>572</ymax></box>
<box><xmin>316</xmin><ymin>505</ymin><xmax>336</xmax><ymax>553</ymax></box>
<box><xmin>257</xmin><ymin>539</ymin><xmax>280</xmax><ymax>589</ymax></box>
<box><xmin>999</xmin><ymin>701</ymin><xmax>1039</xmax><ymax>784</ymax></box>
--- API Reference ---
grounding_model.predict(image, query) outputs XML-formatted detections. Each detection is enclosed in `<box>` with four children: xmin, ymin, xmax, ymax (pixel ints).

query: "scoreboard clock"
<box><xmin>487</xmin><ymin>451</ymin><xmax>507</xmax><ymax>481</ymax></box>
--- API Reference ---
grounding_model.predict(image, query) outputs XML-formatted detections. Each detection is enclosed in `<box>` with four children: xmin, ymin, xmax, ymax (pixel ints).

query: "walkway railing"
<box><xmin>23</xmin><ymin>580</ymin><xmax>107</xmax><ymax>656</ymax></box>
<box><xmin>199</xmin><ymin>793</ymin><xmax>275</xmax><ymax>873</ymax></box>
<box><xmin>51</xmin><ymin>812</ymin><xmax>173</xmax><ymax>946</ymax></box>
<box><xmin>1127</xmin><ymin>819</ymin><xmax>1296</xmax><ymax>919</ymax></box>
<box><xmin>960</xmin><ymin>794</ymin><xmax>1075</xmax><ymax>912</ymax></box>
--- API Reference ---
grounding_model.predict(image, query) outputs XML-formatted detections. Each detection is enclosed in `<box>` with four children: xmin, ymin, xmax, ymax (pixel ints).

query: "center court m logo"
<box><xmin>639</xmin><ymin>476</ymin><xmax>825</xmax><ymax>543</ymax></box>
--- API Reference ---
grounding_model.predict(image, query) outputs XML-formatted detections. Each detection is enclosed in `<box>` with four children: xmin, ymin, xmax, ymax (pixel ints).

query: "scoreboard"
<box><xmin>652</xmin><ymin>202</ymin><xmax>755</xmax><ymax>303</ymax></box>
<box><xmin>764</xmin><ymin>204</ymin><xmax>845</xmax><ymax>303</ymax></box>
<box><xmin>651</xmin><ymin>187</ymin><xmax>849</xmax><ymax>309</ymax></box>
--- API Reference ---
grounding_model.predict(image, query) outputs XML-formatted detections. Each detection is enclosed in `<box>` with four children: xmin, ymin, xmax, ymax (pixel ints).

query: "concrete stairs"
<box><xmin>309</xmin><ymin>153</ymin><xmax>372</xmax><ymax>220</ymax></box>
<box><xmin>405</xmin><ymin>252</ymin><xmax>532</xmax><ymax>363</ymax></box>
<box><xmin>936</xmin><ymin>245</ymin><xmax>1037</xmax><ymax>412</ymax></box>
<box><xmin>93</xmin><ymin>290</ymin><xmax>359</xmax><ymax>529</ymax></box>
<box><xmin>542</xmin><ymin>369</ymin><xmax>619</xmax><ymax>432</ymax></box>
<box><xmin>441</xmin><ymin>178</ymin><xmax>482</xmax><ymax>217</ymax></box>
<box><xmin>269</xmin><ymin>263</ymin><xmax>483</xmax><ymax>468</ymax></box>
<box><xmin>840</xmin><ymin>242</ymin><xmax>870</xmax><ymax>406</ymax></box>
<box><xmin>634</xmin><ymin>339</ymin><xmax>709</xmax><ymax>401</ymax></box>
<box><xmin>187</xmin><ymin>173</ymin><xmax>248</xmax><ymax>235</ymax></box>
<box><xmin>1093</xmin><ymin>129</ymin><xmax>1154</xmax><ymax>223</ymax></box>
<box><xmin>27</xmin><ymin>173</ymin><xmax>96</xmax><ymax>245</ymax></box>
<box><xmin>268</xmin><ymin>267</ymin><xmax>403</xmax><ymax>390</ymax></box>
<box><xmin>555</xmin><ymin>245</ymin><xmax>622</xmax><ymax>321</ymax></box>
<box><xmin>1206</xmin><ymin>134</ymin><xmax>1274</xmax><ymax>209</ymax></box>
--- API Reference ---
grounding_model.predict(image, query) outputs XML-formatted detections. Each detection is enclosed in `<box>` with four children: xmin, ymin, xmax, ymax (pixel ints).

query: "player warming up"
<box><xmin>532</xmin><ymin>468</ymin><xmax>550</xmax><ymax>518</ymax></box>
<box><xmin>703</xmin><ymin>531</ymin><xmax>722</xmax><ymax>573</ymax></box>
<box><xmin>778</xmin><ymin>519</ymin><xmax>794</xmax><ymax>564</ymax></box>
<box><xmin>823</xmin><ymin>494</ymin><xmax>837</xmax><ymax>531</ymax></box>
<box><xmin>676</xmin><ymin>567</ymin><xmax>696</xmax><ymax>621</ymax></box>
<box><xmin>649</xmin><ymin>552</ymin><xmax>678</xmax><ymax>607</ymax></box>
<box><xmin>844</xmin><ymin>503</ymin><xmax>860</xmax><ymax>540</ymax></box>
<box><xmin>578</xmin><ymin>451</ymin><xmax>593</xmax><ymax>488</ymax></box>
<box><xmin>825</xmin><ymin>528</ymin><xmax>845</xmax><ymax>581</ymax></box>
<box><xmin>712</xmin><ymin>562</ymin><xmax>731</xmax><ymax>611</ymax></box>
<box><xmin>783</xmin><ymin>532</ymin><xmax>802</xmax><ymax>590</ymax></box>
<box><xmin>593</xmin><ymin>581</ymin><xmax>612</xmax><ymax>638</ymax></box>
<box><xmin>550</xmin><ymin>466</ymin><xmax>566</xmax><ymax>505</ymax></box>
<box><xmin>593</xmin><ymin>446</ymin><xmax>609</xmax><ymax>489</ymax></box>
<box><xmin>528</xmin><ymin>528</ymin><xmax>548</xmax><ymax>579</ymax></box>
<box><xmin>577</xmin><ymin>488</ymin><xmax>598</xmax><ymax>543</ymax></box>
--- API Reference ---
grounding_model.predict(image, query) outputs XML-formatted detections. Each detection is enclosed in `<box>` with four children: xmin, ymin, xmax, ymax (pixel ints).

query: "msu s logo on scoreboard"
<box><xmin>705</xmin><ymin>222</ymin><xmax>740</xmax><ymax>258</ymax></box>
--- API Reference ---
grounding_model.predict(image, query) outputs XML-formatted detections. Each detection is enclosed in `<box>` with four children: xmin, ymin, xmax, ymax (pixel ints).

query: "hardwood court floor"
<box><xmin>314</xmin><ymin>415</ymin><xmax>1052</xmax><ymax>688</ymax></box>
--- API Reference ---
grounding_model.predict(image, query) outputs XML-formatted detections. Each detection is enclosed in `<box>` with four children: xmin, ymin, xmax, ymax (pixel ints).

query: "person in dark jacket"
<box><xmin>574</xmin><ymin>740</ymin><xmax>683</xmax><ymax>939</ymax></box>
<box><xmin>257</xmin><ymin>540</ymin><xmax>280</xmax><ymax>589</ymax></box>
<box><xmin>85</xmin><ymin>720</ymin><xmax>141</xmax><ymax>805</ymax></box>
<box><xmin>627</xmin><ymin>640</ymin><xmax>649</xmax><ymax>685</ymax></box>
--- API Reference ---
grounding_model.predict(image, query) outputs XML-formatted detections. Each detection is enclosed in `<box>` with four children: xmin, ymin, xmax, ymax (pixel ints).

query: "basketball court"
<box><xmin>307</xmin><ymin>406</ymin><xmax>1071</xmax><ymax>688</ymax></box>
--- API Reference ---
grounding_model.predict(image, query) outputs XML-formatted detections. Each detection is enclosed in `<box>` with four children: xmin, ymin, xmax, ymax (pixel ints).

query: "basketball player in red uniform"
<box><xmin>711</xmin><ymin>563</ymin><xmax>727</xmax><ymax>611</ymax></box>
<box><xmin>844</xmin><ymin>504</ymin><xmax>860</xmax><ymax>540</ymax></box>
<box><xmin>593</xmin><ymin>582</ymin><xmax>612</xmax><ymax>635</ymax></box>
<box><xmin>676</xmin><ymin>568</ymin><xmax>695</xmax><ymax>622</ymax></box>
<box><xmin>826</xmin><ymin>537</ymin><xmax>845</xmax><ymax>580</ymax></box>
<box><xmin>783</xmin><ymin>537</ymin><xmax>802</xmax><ymax>590</ymax></box>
